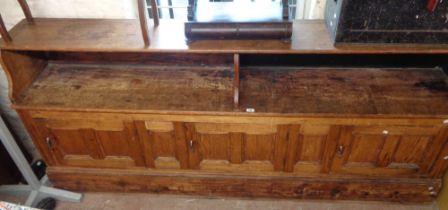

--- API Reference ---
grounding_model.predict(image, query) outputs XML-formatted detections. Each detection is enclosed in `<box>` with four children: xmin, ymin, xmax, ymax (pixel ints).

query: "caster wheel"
<box><xmin>35</xmin><ymin>197</ymin><xmax>56</xmax><ymax>210</ymax></box>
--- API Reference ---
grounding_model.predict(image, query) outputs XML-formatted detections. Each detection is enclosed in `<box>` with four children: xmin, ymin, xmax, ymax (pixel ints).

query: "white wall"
<box><xmin>295</xmin><ymin>0</ymin><xmax>327</xmax><ymax>19</ymax></box>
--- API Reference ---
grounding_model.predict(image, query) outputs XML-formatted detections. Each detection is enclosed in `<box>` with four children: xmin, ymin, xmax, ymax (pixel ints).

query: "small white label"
<box><xmin>444</xmin><ymin>156</ymin><xmax>448</xmax><ymax>160</ymax></box>
<box><xmin>246</xmin><ymin>108</ymin><xmax>255</xmax><ymax>113</ymax></box>
<box><xmin>382</xmin><ymin>130</ymin><xmax>389</xmax><ymax>135</ymax></box>
<box><xmin>443</xmin><ymin>119</ymin><xmax>448</xmax><ymax>125</ymax></box>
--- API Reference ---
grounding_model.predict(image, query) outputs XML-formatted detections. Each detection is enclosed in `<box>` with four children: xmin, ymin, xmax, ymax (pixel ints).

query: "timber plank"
<box><xmin>47</xmin><ymin>166</ymin><xmax>441</xmax><ymax>202</ymax></box>
<box><xmin>239</xmin><ymin>67</ymin><xmax>448</xmax><ymax>115</ymax></box>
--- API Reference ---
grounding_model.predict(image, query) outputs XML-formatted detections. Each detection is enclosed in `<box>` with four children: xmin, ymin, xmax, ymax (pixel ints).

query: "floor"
<box><xmin>0</xmin><ymin>192</ymin><xmax>440</xmax><ymax>210</ymax></box>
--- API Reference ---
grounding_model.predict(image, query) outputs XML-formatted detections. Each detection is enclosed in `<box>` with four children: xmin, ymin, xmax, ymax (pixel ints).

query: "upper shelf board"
<box><xmin>1</xmin><ymin>18</ymin><xmax>448</xmax><ymax>53</ymax></box>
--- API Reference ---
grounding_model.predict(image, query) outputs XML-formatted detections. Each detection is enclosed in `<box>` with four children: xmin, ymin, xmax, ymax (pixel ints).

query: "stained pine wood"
<box><xmin>183</xmin><ymin>122</ymin><xmax>290</xmax><ymax>172</ymax></box>
<box><xmin>46</xmin><ymin>166</ymin><xmax>442</xmax><ymax>202</ymax></box>
<box><xmin>240</xmin><ymin>67</ymin><xmax>448</xmax><ymax>116</ymax></box>
<box><xmin>149</xmin><ymin>0</ymin><xmax>159</xmax><ymax>26</ymax></box>
<box><xmin>2</xmin><ymin>17</ymin><xmax>448</xmax><ymax>203</ymax></box>
<box><xmin>16</xmin><ymin>106</ymin><xmax>448</xmax><ymax>201</ymax></box>
<box><xmin>12</xmin><ymin>62</ymin><xmax>448</xmax><ymax>116</ymax></box>
<box><xmin>138</xmin><ymin>0</ymin><xmax>150</xmax><ymax>46</ymax></box>
<box><xmin>331</xmin><ymin>126</ymin><xmax>444</xmax><ymax>178</ymax></box>
<box><xmin>47</xmin><ymin>52</ymin><xmax>234</xmax><ymax>66</ymax></box>
<box><xmin>2</xmin><ymin>19</ymin><xmax>448</xmax><ymax>53</ymax></box>
<box><xmin>29</xmin><ymin>116</ymin><xmax>145</xmax><ymax>169</ymax></box>
<box><xmin>0</xmin><ymin>14</ymin><xmax>12</xmax><ymax>43</ymax></box>
<box><xmin>233</xmin><ymin>54</ymin><xmax>239</xmax><ymax>108</ymax></box>
<box><xmin>429</xmin><ymin>129</ymin><xmax>448</xmax><ymax>178</ymax></box>
<box><xmin>16</xmin><ymin>62</ymin><xmax>234</xmax><ymax>112</ymax></box>
<box><xmin>17</xmin><ymin>0</ymin><xmax>33</xmax><ymax>22</ymax></box>
<box><xmin>0</xmin><ymin>51</ymin><xmax>47</xmax><ymax>102</ymax></box>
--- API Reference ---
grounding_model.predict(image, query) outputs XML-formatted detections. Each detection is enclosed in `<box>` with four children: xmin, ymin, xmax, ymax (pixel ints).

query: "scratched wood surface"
<box><xmin>15</xmin><ymin>64</ymin><xmax>448</xmax><ymax>115</ymax></box>
<box><xmin>2</xmin><ymin>19</ymin><xmax>448</xmax><ymax>53</ymax></box>
<box><xmin>46</xmin><ymin>166</ymin><xmax>442</xmax><ymax>202</ymax></box>
<box><xmin>16</xmin><ymin>63</ymin><xmax>234</xmax><ymax>112</ymax></box>
<box><xmin>239</xmin><ymin>67</ymin><xmax>448</xmax><ymax>115</ymax></box>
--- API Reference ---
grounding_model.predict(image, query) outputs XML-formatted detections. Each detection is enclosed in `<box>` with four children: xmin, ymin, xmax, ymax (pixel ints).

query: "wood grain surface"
<box><xmin>2</xmin><ymin>19</ymin><xmax>448</xmax><ymax>53</ymax></box>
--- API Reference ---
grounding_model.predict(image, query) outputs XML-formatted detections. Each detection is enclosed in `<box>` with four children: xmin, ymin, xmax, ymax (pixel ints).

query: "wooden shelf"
<box><xmin>14</xmin><ymin>62</ymin><xmax>448</xmax><ymax>116</ymax></box>
<box><xmin>2</xmin><ymin>18</ymin><xmax>448</xmax><ymax>53</ymax></box>
<box><xmin>239</xmin><ymin>67</ymin><xmax>448</xmax><ymax>116</ymax></box>
<box><xmin>15</xmin><ymin>63</ymin><xmax>234</xmax><ymax>112</ymax></box>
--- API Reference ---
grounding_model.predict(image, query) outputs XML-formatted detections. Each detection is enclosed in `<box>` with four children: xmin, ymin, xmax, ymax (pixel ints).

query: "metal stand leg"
<box><xmin>0</xmin><ymin>117</ymin><xmax>82</xmax><ymax>207</ymax></box>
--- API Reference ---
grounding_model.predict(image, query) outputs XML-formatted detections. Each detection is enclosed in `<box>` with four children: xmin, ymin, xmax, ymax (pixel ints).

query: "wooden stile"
<box><xmin>17</xmin><ymin>0</ymin><xmax>34</xmax><ymax>23</ymax></box>
<box><xmin>233</xmin><ymin>54</ymin><xmax>240</xmax><ymax>109</ymax></box>
<box><xmin>150</xmin><ymin>0</ymin><xmax>159</xmax><ymax>26</ymax></box>
<box><xmin>137</xmin><ymin>0</ymin><xmax>151</xmax><ymax>46</ymax></box>
<box><xmin>0</xmin><ymin>14</ymin><xmax>12</xmax><ymax>43</ymax></box>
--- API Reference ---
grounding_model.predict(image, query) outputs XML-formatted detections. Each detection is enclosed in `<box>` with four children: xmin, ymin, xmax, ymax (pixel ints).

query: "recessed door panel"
<box><xmin>331</xmin><ymin>125</ymin><xmax>444</xmax><ymax>177</ymax></box>
<box><xmin>33</xmin><ymin>118</ymin><xmax>144</xmax><ymax>169</ymax></box>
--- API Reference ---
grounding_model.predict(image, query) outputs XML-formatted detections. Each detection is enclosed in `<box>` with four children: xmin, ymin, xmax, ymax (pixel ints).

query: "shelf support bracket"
<box><xmin>150</xmin><ymin>0</ymin><xmax>160</xmax><ymax>26</ymax></box>
<box><xmin>17</xmin><ymin>0</ymin><xmax>34</xmax><ymax>23</ymax></box>
<box><xmin>138</xmin><ymin>0</ymin><xmax>151</xmax><ymax>46</ymax></box>
<box><xmin>0</xmin><ymin>14</ymin><xmax>12</xmax><ymax>43</ymax></box>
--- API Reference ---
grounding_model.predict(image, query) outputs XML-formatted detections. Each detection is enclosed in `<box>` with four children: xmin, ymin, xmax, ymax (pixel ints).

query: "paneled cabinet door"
<box><xmin>32</xmin><ymin>118</ymin><xmax>145</xmax><ymax>168</ymax></box>
<box><xmin>183</xmin><ymin>122</ymin><xmax>291</xmax><ymax>172</ymax></box>
<box><xmin>283</xmin><ymin>124</ymin><xmax>338</xmax><ymax>174</ymax></box>
<box><xmin>331</xmin><ymin>125</ymin><xmax>447</xmax><ymax>177</ymax></box>
<box><xmin>135</xmin><ymin>121</ymin><xmax>189</xmax><ymax>169</ymax></box>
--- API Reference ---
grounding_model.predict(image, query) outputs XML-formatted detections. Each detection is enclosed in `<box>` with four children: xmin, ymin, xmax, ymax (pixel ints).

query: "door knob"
<box><xmin>189</xmin><ymin>140</ymin><xmax>194</xmax><ymax>149</ymax></box>
<box><xmin>45</xmin><ymin>137</ymin><xmax>54</xmax><ymax>150</ymax></box>
<box><xmin>336</xmin><ymin>145</ymin><xmax>345</xmax><ymax>156</ymax></box>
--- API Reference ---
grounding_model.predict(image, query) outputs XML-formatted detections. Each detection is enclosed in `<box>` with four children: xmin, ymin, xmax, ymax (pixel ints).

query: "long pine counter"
<box><xmin>1</xmin><ymin>18</ymin><xmax>448</xmax><ymax>202</ymax></box>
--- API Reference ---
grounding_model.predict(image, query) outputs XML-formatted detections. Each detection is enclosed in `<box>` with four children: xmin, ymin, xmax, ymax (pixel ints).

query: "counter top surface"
<box><xmin>2</xmin><ymin>18</ymin><xmax>448</xmax><ymax>53</ymax></box>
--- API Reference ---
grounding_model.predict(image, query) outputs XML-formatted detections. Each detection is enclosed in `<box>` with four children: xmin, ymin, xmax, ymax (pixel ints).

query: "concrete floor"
<box><xmin>0</xmin><ymin>192</ymin><xmax>440</xmax><ymax>210</ymax></box>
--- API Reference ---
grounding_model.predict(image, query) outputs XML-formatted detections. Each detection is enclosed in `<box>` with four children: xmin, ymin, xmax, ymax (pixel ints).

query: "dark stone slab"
<box><xmin>325</xmin><ymin>0</ymin><xmax>448</xmax><ymax>44</ymax></box>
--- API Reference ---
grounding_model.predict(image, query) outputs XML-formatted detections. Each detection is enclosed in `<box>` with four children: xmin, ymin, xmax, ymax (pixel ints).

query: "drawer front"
<box><xmin>331</xmin><ymin>125</ymin><xmax>447</xmax><ymax>178</ymax></box>
<box><xmin>30</xmin><ymin>117</ymin><xmax>145</xmax><ymax>169</ymax></box>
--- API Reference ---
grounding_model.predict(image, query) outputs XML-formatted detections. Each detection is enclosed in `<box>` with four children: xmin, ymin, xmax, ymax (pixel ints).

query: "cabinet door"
<box><xmin>33</xmin><ymin>118</ymin><xmax>145</xmax><ymax>168</ymax></box>
<box><xmin>331</xmin><ymin>125</ymin><xmax>446</xmax><ymax>177</ymax></box>
<box><xmin>283</xmin><ymin>124</ymin><xmax>338</xmax><ymax>174</ymax></box>
<box><xmin>135</xmin><ymin>121</ymin><xmax>189</xmax><ymax>169</ymax></box>
<box><xmin>184</xmin><ymin>122</ymin><xmax>290</xmax><ymax>172</ymax></box>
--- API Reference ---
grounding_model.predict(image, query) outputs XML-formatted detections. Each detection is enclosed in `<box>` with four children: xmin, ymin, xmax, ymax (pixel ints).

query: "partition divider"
<box><xmin>233</xmin><ymin>54</ymin><xmax>240</xmax><ymax>109</ymax></box>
